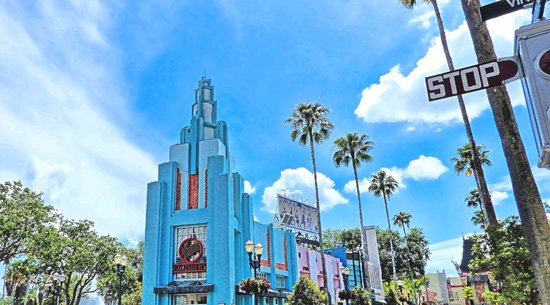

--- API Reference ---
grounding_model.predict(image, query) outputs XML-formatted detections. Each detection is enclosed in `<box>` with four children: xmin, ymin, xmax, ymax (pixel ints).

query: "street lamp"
<box><xmin>339</xmin><ymin>267</ymin><xmax>350</xmax><ymax>305</ymax></box>
<box><xmin>114</xmin><ymin>253</ymin><xmax>128</xmax><ymax>305</ymax></box>
<box><xmin>51</xmin><ymin>273</ymin><xmax>66</xmax><ymax>305</ymax></box>
<box><xmin>245</xmin><ymin>241</ymin><xmax>263</xmax><ymax>305</ymax></box>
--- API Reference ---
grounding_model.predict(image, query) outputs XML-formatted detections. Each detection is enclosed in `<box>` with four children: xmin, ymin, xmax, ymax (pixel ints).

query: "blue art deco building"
<box><xmin>142</xmin><ymin>78</ymin><xmax>298</xmax><ymax>305</ymax></box>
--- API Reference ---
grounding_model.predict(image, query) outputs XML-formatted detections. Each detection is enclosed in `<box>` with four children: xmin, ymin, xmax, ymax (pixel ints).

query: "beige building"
<box><xmin>447</xmin><ymin>277</ymin><xmax>465</xmax><ymax>305</ymax></box>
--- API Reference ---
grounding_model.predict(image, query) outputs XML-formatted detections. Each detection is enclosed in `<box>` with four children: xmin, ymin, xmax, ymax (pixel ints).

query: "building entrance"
<box><xmin>174</xmin><ymin>293</ymin><xmax>207</xmax><ymax>305</ymax></box>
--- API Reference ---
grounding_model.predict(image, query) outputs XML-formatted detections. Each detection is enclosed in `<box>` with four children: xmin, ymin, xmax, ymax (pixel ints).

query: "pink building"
<box><xmin>297</xmin><ymin>246</ymin><xmax>343</xmax><ymax>304</ymax></box>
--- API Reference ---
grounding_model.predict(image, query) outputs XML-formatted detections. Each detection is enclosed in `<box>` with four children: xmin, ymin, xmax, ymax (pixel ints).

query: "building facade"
<box><xmin>142</xmin><ymin>78</ymin><xmax>299</xmax><ymax>305</ymax></box>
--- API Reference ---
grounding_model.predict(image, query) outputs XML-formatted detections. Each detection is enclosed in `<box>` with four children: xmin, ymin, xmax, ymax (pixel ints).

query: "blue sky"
<box><xmin>1</xmin><ymin>0</ymin><xmax>549</xmax><ymax>278</ymax></box>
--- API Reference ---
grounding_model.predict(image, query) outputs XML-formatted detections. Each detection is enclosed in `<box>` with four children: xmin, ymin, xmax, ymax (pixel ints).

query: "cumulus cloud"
<box><xmin>0</xmin><ymin>2</ymin><xmax>157</xmax><ymax>242</ymax></box>
<box><xmin>261</xmin><ymin>167</ymin><xmax>348</xmax><ymax>213</ymax></box>
<box><xmin>354</xmin><ymin>11</ymin><xmax>530</xmax><ymax>125</ymax></box>
<box><xmin>344</xmin><ymin>155</ymin><xmax>448</xmax><ymax>193</ymax></box>
<box><xmin>490</xmin><ymin>191</ymin><xmax>509</xmax><ymax>206</ymax></box>
<box><xmin>244</xmin><ymin>180</ymin><xmax>257</xmax><ymax>195</ymax></box>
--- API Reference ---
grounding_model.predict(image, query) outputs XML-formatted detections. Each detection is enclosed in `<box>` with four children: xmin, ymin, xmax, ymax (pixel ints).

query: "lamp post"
<box><xmin>245</xmin><ymin>241</ymin><xmax>263</xmax><ymax>305</ymax></box>
<box><xmin>51</xmin><ymin>273</ymin><xmax>66</xmax><ymax>305</ymax></box>
<box><xmin>114</xmin><ymin>253</ymin><xmax>128</xmax><ymax>305</ymax></box>
<box><xmin>339</xmin><ymin>267</ymin><xmax>350</xmax><ymax>305</ymax></box>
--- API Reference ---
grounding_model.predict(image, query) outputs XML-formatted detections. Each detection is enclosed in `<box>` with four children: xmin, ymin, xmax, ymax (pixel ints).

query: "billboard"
<box><xmin>274</xmin><ymin>194</ymin><xmax>319</xmax><ymax>235</ymax></box>
<box><xmin>363</xmin><ymin>225</ymin><xmax>385</xmax><ymax>300</ymax></box>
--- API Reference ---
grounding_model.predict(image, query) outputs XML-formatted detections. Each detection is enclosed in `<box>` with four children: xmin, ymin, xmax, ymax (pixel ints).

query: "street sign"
<box><xmin>480</xmin><ymin>0</ymin><xmax>534</xmax><ymax>21</ymax></box>
<box><xmin>425</xmin><ymin>57</ymin><xmax>522</xmax><ymax>102</ymax></box>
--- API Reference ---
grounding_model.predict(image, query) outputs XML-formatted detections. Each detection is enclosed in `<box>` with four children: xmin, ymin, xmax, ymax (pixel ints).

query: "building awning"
<box><xmin>155</xmin><ymin>280</ymin><xmax>214</xmax><ymax>294</ymax></box>
<box><xmin>234</xmin><ymin>285</ymin><xmax>290</xmax><ymax>298</ymax></box>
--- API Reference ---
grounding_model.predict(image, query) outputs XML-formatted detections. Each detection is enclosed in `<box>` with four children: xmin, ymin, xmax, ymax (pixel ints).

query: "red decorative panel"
<box><xmin>175</xmin><ymin>169</ymin><xmax>181</xmax><ymax>210</ymax></box>
<box><xmin>261</xmin><ymin>230</ymin><xmax>271</xmax><ymax>267</ymax></box>
<box><xmin>204</xmin><ymin>169</ymin><xmax>208</xmax><ymax>208</ymax></box>
<box><xmin>188</xmin><ymin>174</ymin><xmax>199</xmax><ymax>209</ymax></box>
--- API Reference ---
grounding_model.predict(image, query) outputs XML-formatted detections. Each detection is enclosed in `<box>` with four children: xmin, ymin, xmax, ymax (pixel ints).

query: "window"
<box><xmin>175</xmin><ymin>225</ymin><xmax>207</xmax><ymax>280</ymax></box>
<box><xmin>256</xmin><ymin>272</ymin><xmax>268</xmax><ymax>280</ymax></box>
<box><xmin>276</xmin><ymin>275</ymin><xmax>285</xmax><ymax>289</ymax></box>
<box><xmin>173</xmin><ymin>294</ymin><xmax>207</xmax><ymax>305</ymax></box>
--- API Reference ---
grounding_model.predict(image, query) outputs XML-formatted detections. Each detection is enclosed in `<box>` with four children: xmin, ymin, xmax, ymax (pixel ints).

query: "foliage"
<box><xmin>349</xmin><ymin>286</ymin><xmax>370</xmax><ymax>305</ymax></box>
<box><xmin>482</xmin><ymin>290</ymin><xmax>505</xmax><ymax>304</ymax></box>
<box><xmin>97</xmin><ymin>241</ymin><xmax>144</xmax><ymax>305</ymax></box>
<box><xmin>285</xmin><ymin>102</ymin><xmax>333</xmax><ymax>147</ymax></box>
<box><xmin>239</xmin><ymin>278</ymin><xmax>271</xmax><ymax>295</ymax></box>
<box><xmin>469</xmin><ymin>217</ymin><xmax>540</xmax><ymax>304</ymax></box>
<box><xmin>384</xmin><ymin>289</ymin><xmax>398</xmax><ymax>305</ymax></box>
<box><xmin>471</xmin><ymin>210</ymin><xmax>486</xmax><ymax>229</ymax></box>
<box><xmin>323</xmin><ymin>227</ymin><xmax>430</xmax><ymax>282</ymax></box>
<box><xmin>465</xmin><ymin>189</ymin><xmax>481</xmax><ymax>209</ymax></box>
<box><xmin>461</xmin><ymin>286</ymin><xmax>474</xmax><ymax>302</ymax></box>
<box><xmin>10</xmin><ymin>218</ymin><xmax>122</xmax><ymax>305</ymax></box>
<box><xmin>0</xmin><ymin>181</ymin><xmax>57</xmax><ymax>263</ymax></box>
<box><xmin>287</xmin><ymin>276</ymin><xmax>326</xmax><ymax>305</ymax></box>
<box><xmin>450</xmin><ymin>143</ymin><xmax>491</xmax><ymax>177</ymax></box>
<box><xmin>323</xmin><ymin>228</ymin><xmax>361</xmax><ymax>250</ymax></box>
<box><xmin>392</xmin><ymin>212</ymin><xmax>412</xmax><ymax>236</ymax></box>
<box><xmin>333</xmin><ymin>133</ymin><xmax>374</xmax><ymax>168</ymax></box>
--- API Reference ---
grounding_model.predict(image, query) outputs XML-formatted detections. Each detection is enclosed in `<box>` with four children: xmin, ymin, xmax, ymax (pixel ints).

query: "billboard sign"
<box><xmin>275</xmin><ymin>194</ymin><xmax>319</xmax><ymax>234</ymax></box>
<box><xmin>363</xmin><ymin>226</ymin><xmax>384</xmax><ymax>300</ymax></box>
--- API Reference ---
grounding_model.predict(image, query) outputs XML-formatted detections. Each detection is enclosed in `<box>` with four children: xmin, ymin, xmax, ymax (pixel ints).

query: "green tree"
<box><xmin>323</xmin><ymin>228</ymin><xmax>361</xmax><ymax>251</ymax></box>
<box><xmin>460</xmin><ymin>1</ymin><xmax>550</xmax><ymax>302</ymax></box>
<box><xmin>465</xmin><ymin>189</ymin><xmax>481</xmax><ymax>210</ymax></box>
<box><xmin>97</xmin><ymin>241</ymin><xmax>144</xmax><ymax>305</ymax></box>
<box><xmin>368</xmin><ymin>171</ymin><xmax>399</xmax><ymax>284</ymax></box>
<box><xmin>0</xmin><ymin>181</ymin><xmax>56</xmax><ymax>264</ymax></box>
<box><xmin>13</xmin><ymin>218</ymin><xmax>122</xmax><ymax>305</ymax></box>
<box><xmin>451</xmin><ymin>143</ymin><xmax>497</xmax><ymax>227</ymax></box>
<box><xmin>471</xmin><ymin>210</ymin><xmax>486</xmax><ymax>229</ymax></box>
<box><xmin>333</xmin><ymin>132</ymin><xmax>374</xmax><ymax>265</ymax></box>
<box><xmin>392</xmin><ymin>212</ymin><xmax>412</xmax><ymax>238</ymax></box>
<box><xmin>469</xmin><ymin>217</ymin><xmax>540</xmax><ymax>304</ymax></box>
<box><xmin>287</xmin><ymin>276</ymin><xmax>327</xmax><ymax>305</ymax></box>
<box><xmin>404</xmin><ymin>228</ymin><xmax>430</xmax><ymax>279</ymax></box>
<box><xmin>285</xmin><ymin>102</ymin><xmax>334</xmax><ymax>297</ymax></box>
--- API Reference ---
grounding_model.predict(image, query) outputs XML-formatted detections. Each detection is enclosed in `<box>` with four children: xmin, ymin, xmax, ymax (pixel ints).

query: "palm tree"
<box><xmin>451</xmin><ymin>143</ymin><xmax>497</xmax><ymax>226</ymax></box>
<box><xmin>392</xmin><ymin>211</ymin><xmax>412</xmax><ymax>238</ymax></box>
<box><xmin>398</xmin><ymin>0</ymin><xmax>496</xmax><ymax>230</ymax></box>
<box><xmin>465</xmin><ymin>189</ymin><xmax>481</xmax><ymax>209</ymax></box>
<box><xmin>368</xmin><ymin>170</ymin><xmax>399</xmax><ymax>286</ymax></box>
<box><xmin>285</xmin><ymin>102</ymin><xmax>333</xmax><ymax>301</ymax></box>
<box><xmin>471</xmin><ymin>210</ymin><xmax>486</xmax><ymax>229</ymax></box>
<box><xmin>461</xmin><ymin>1</ymin><xmax>550</xmax><ymax>302</ymax></box>
<box><xmin>333</xmin><ymin>132</ymin><xmax>374</xmax><ymax>278</ymax></box>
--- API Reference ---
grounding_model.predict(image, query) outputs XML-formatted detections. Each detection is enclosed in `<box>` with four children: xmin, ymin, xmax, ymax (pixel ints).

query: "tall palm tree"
<box><xmin>285</xmin><ymin>102</ymin><xmax>333</xmax><ymax>301</ymax></box>
<box><xmin>461</xmin><ymin>1</ymin><xmax>550</xmax><ymax>301</ymax></box>
<box><xmin>465</xmin><ymin>189</ymin><xmax>481</xmax><ymax>209</ymax></box>
<box><xmin>392</xmin><ymin>211</ymin><xmax>412</xmax><ymax>238</ymax></box>
<box><xmin>333</xmin><ymin>132</ymin><xmax>374</xmax><ymax>280</ymax></box>
<box><xmin>398</xmin><ymin>0</ymin><xmax>496</xmax><ymax>230</ymax></box>
<box><xmin>368</xmin><ymin>170</ymin><xmax>399</xmax><ymax>286</ymax></box>
<box><xmin>451</xmin><ymin>143</ymin><xmax>497</xmax><ymax>226</ymax></box>
<box><xmin>471</xmin><ymin>210</ymin><xmax>486</xmax><ymax>229</ymax></box>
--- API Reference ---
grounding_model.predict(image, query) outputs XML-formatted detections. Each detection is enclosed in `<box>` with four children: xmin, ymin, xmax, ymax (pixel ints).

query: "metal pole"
<box><xmin>356</xmin><ymin>252</ymin><xmax>363</xmax><ymax>288</ymax></box>
<box><xmin>117</xmin><ymin>264</ymin><xmax>124</xmax><ymax>305</ymax></box>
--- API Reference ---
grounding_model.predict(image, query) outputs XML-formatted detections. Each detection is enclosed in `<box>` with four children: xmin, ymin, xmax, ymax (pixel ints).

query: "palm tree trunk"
<box><xmin>383</xmin><ymin>193</ymin><xmax>397</xmax><ymax>287</ymax></box>
<box><xmin>352</xmin><ymin>157</ymin><xmax>370</xmax><ymax>289</ymax></box>
<box><xmin>431</xmin><ymin>0</ymin><xmax>498</xmax><ymax>227</ymax></box>
<box><xmin>461</xmin><ymin>0</ymin><xmax>550</xmax><ymax>303</ymax></box>
<box><xmin>308</xmin><ymin>130</ymin><xmax>330</xmax><ymax>305</ymax></box>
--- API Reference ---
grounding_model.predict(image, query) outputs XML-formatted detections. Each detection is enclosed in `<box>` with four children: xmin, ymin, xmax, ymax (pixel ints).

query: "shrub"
<box><xmin>287</xmin><ymin>276</ymin><xmax>326</xmax><ymax>305</ymax></box>
<box><xmin>239</xmin><ymin>278</ymin><xmax>271</xmax><ymax>295</ymax></box>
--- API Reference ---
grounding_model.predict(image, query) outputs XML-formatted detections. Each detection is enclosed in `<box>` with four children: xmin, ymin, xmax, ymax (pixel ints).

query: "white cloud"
<box><xmin>244</xmin><ymin>180</ymin><xmax>256</xmax><ymax>195</ymax></box>
<box><xmin>261</xmin><ymin>167</ymin><xmax>348</xmax><ymax>213</ymax></box>
<box><xmin>354</xmin><ymin>11</ymin><xmax>530</xmax><ymax>125</ymax></box>
<box><xmin>0</xmin><ymin>2</ymin><xmax>157</xmax><ymax>242</ymax></box>
<box><xmin>408</xmin><ymin>11</ymin><xmax>435</xmax><ymax>29</ymax></box>
<box><xmin>344</xmin><ymin>156</ymin><xmax>447</xmax><ymax>194</ymax></box>
<box><xmin>490</xmin><ymin>191</ymin><xmax>509</xmax><ymax>206</ymax></box>
<box><xmin>405</xmin><ymin>126</ymin><xmax>416</xmax><ymax>132</ymax></box>
<box><xmin>491</xmin><ymin>166</ymin><xmax>550</xmax><ymax>194</ymax></box>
